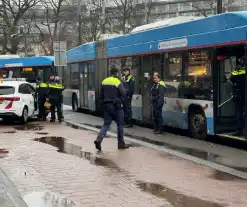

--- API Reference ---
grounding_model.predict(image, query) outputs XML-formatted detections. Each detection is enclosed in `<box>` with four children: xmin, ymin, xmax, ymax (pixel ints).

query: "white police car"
<box><xmin>0</xmin><ymin>78</ymin><xmax>38</xmax><ymax>123</ymax></box>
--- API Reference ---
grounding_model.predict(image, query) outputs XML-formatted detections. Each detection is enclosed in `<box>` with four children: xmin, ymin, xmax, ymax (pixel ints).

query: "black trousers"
<box><xmin>123</xmin><ymin>96</ymin><xmax>132</xmax><ymax>124</ymax></box>
<box><xmin>50</xmin><ymin>99</ymin><xmax>62</xmax><ymax>121</ymax></box>
<box><xmin>38</xmin><ymin>97</ymin><xmax>46</xmax><ymax>119</ymax></box>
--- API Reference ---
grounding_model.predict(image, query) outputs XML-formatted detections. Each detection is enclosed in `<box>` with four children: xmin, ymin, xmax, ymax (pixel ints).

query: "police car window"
<box><xmin>18</xmin><ymin>84</ymin><xmax>31</xmax><ymax>94</ymax></box>
<box><xmin>27</xmin><ymin>84</ymin><xmax>35</xmax><ymax>93</ymax></box>
<box><xmin>0</xmin><ymin>86</ymin><xmax>15</xmax><ymax>95</ymax></box>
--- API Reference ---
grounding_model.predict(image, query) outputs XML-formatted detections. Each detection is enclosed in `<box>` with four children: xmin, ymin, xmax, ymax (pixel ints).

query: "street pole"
<box><xmin>24</xmin><ymin>34</ymin><xmax>27</xmax><ymax>56</ymax></box>
<box><xmin>144</xmin><ymin>1</ymin><xmax>148</xmax><ymax>24</ymax></box>
<box><xmin>217</xmin><ymin>0</ymin><xmax>223</xmax><ymax>14</ymax></box>
<box><xmin>78</xmin><ymin>0</ymin><xmax>82</xmax><ymax>45</ymax></box>
<box><xmin>102</xmin><ymin>0</ymin><xmax>106</xmax><ymax>34</ymax></box>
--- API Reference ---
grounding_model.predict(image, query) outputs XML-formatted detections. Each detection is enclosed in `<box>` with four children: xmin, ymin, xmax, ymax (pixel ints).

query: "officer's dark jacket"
<box><xmin>122</xmin><ymin>75</ymin><xmax>135</xmax><ymax>97</ymax></box>
<box><xmin>100</xmin><ymin>76</ymin><xmax>126</xmax><ymax>106</ymax></box>
<box><xmin>36</xmin><ymin>82</ymin><xmax>48</xmax><ymax>98</ymax></box>
<box><xmin>48</xmin><ymin>83</ymin><xmax>65</xmax><ymax>101</ymax></box>
<box><xmin>230</xmin><ymin>67</ymin><xmax>245</xmax><ymax>100</ymax></box>
<box><xmin>151</xmin><ymin>80</ymin><xmax>166</xmax><ymax>107</ymax></box>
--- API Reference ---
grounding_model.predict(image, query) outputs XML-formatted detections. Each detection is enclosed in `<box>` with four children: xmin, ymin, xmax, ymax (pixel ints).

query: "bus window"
<box><xmin>163</xmin><ymin>53</ymin><xmax>182</xmax><ymax>98</ymax></box>
<box><xmin>182</xmin><ymin>50</ymin><xmax>212</xmax><ymax>100</ymax></box>
<box><xmin>121</xmin><ymin>56</ymin><xmax>140</xmax><ymax>94</ymax></box>
<box><xmin>20</xmin><ymin>67</ymin><xmax>36</xmax><ymax>83</ymax></box>
<box><xmin>70</xmin><ymin>64</ymin><xmax>79</xmax><ymax>89</ymax></box>
<box><xmin>63</xmin><ymin>65</ymin><xmax>71</xmax><ymax>88</ymax></box>
<box><xmin>108</xmin><ymin>58</ymin><xmax>121</xmax><ymax>74</ymax></box>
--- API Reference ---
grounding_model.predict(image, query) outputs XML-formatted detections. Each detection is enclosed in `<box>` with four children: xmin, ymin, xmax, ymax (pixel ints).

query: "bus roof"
<box><xmin>107</xmin><ymin>11</ymin><xmax>247</xmax><ymax>57</ymax></box>
<box><xmin>67</xmin><ymin>42</ymin><xmax>96</xmax><ymax>64</ymax></box>
<box><xmin>0</xmin><ymin>55</ymin><xmax>20</xmax><ymax>59</ymax></box>
<box><xmin>0</xmin><ymin>56</ymin><xmax>54</xmax><ymax>68</ymax></box>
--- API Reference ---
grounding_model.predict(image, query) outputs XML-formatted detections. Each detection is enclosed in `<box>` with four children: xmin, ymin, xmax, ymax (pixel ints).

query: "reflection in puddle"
<box><xmin>163</xmin><ymin>144</ymin><xmax>220</xmax><ymax>162</ymax></box>
<box><xmin>0</xmin><ymin>148</ymin><xmax>9</xmax><ymax>158</ymax></box>
<box><xmin>126</xmin><ymin>142</ymin><xmax>141</xmax><ymax>147</ymax></box>
<box><xmin>136</xmin><ymin>181</ymin><xmax>223</xmax><ymax>207</ymax></box>
<box><xmin>65</xmin><ymin>122</ymin><xmax>89</xmax><ymax>131</ymax></box>
<box><xmin>33</xmin><ymin>137</ymin><xmax>121</xmax><ymax>171</ymax></box>
<box><xmin>23</xmin><ymin>191</ymin><xmax>76</xmax><ymax>207</ymax></box>
<box><xmin>3</xmin><ymin>131</ymin><xmax>16</xmax><ymax>134</ymax></box>
<box><xmin>210</xmin><ymin>170</ymin><xmax>245</xmax><ymax>181</ymax></box>
<box><xmin>14</xmin><ymin>124</ymin><xmax>43</xmax><ymax>131</ymax></box>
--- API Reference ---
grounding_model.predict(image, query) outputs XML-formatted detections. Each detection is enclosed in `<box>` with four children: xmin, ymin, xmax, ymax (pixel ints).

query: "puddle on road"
<box><xmin>210</xmin><ymin>170</ymin><xmax>245</xmax><ymax>181</ymax></box>
<box><xmin>136</xmin><ymin>181</ymin><xmax>224</xmax><ymax>207</ymax></box>
<box><xmin>14</xmin><ymin>124</ymin><xmax>43</xmax><ymax>131</ymax></box>
<box><xmin>23</xmin><ymin>191</ymin><xmax>76</xmax><ymax>207</ymax></box>
<box><xmin>33</xmin><ymin>137</ymin><xmax>121</xmax><ymax>171</ymax></box>
<box><xmin>3</xmin><ymin>131</ymin><xmax>16</xmax><ymax>134</ymax></box>
<box><xmin>163</xmin><ymin>144</ymin><xmax>220</xmax><ymax>162</ymax></box>
<box><xmin>0</xmin><ymin>148</ymin><xmax>9</xmax><ymax>158</ymax></box>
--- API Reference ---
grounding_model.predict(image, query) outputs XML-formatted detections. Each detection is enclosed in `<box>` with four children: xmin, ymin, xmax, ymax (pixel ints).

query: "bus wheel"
<box><xmin>189</xmin><ymin>112</ymin><xmax>207</xmax><ymax>140</ymax></box>
<box><xmin>72</xmin><ymin>94</ymin><xmax>78</xmax><ymax>112</ymax></box>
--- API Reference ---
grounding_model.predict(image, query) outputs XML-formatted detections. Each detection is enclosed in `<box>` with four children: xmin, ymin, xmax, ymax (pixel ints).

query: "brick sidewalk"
<box><xmin>63</xmin><ymin>108</ymin><xmax>247</xmax><ymax>170</ymax></box>
<box><xmin>0</xmin><ymin>122</ymin><xmax>247</xmax><ymax>206</ymax></box>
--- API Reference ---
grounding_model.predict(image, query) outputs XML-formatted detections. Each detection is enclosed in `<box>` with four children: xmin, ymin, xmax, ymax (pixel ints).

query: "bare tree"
<box><xmin>0</xmin><ymin>0</ymin><xmax>40</xmax><ymax>54</ymax></box>
<box><xmin>110</xmin><ymin>0</ymin><xmax>140</xmax><ymax>33</ymax></box>
<box><xmin>33</xmin><ymin>0</ymin><xmax>75</xmax><ymax>55</ymax></box>
<box><xmin>189</xmin><ymin>0</ymin><xmax>235</xmax><ymax>17</ymax></box>
<box><xmin>66</xmin><ymin>0</ymin><xmax>105</xmax><ymax>44</ymax></box>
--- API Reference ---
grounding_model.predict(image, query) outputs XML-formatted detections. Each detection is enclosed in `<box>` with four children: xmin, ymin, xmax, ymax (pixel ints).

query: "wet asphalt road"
<box><xmin>1</xmin><ymin>106</ymin><xmax>247</xmax><ymax>206</ymax></box>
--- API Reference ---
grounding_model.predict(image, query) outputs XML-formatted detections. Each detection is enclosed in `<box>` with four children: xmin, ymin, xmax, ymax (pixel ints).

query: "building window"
<box><xmin>169</xmin><ymin>4</ymin><xmax>178</xmax><ymax>13</ymax></box>
<box><xmin>70</xmin><ymin>63</ymin><xmax>79</xmax><ymax>89</ymax></box>
<box><xmin>180</xmin><ymin>50</ymin><xmax>212</xmax><ymax>100</ymax></box>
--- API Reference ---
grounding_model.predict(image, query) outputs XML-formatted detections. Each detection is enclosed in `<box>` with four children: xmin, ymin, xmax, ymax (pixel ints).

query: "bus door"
<box><xmin>141</xmin><ymin>55</ymin><xmax>153</xmax><ymax>122</ymax></box>
<box><xmin>214</xmin><ymin>47</ymin><xmax>241</xmax><ymax>135</ymax></box>
<box><xmin>79</xmin><ymin>64</ymin><xmax>84</xmax><ymax>108</ymax></box>
<box><xmin>79</xmin><ymin>63</ymin><xmax>89</xmax><ymax>108</ymax></box>
<box><xmin>83</xmin><ymin>64</ymin><xmax>89</xmax><ymax>108</ymax></box>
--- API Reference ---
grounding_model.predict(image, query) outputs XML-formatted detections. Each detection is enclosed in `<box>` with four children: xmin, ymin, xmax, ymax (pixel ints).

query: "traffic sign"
<box><xmin>53</xmin><ymin>41</ymin><xmax>67</xmax><ymax>67</ymax></box>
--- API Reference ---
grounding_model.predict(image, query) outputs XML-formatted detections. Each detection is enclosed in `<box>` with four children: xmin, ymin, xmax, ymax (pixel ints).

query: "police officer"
<box><xmin>94</xmin><ymin>67</ymin><xmax>129</xmax><ymax>151</ymax></box>
<box><xmin>151</xmin><ymin>73</ymin><xmax>165</xmax><ymax>134</ymax></box>
<box><xmin>48</xmin><ymin>76</ymin><xmax>64</xmax><ymax>122</ymax></box>
<box><xmin>230</xmin><ymin>57</ymin><xmax>246</xmax><ymax>136</ymax></box>
<box><xmin>122</xmin><ymin>68</ymin><xmax>135</xmax><ymax>128</ymax></box>
<box><xmin>36</xmin><ymin>77</ymin><xmax>49</xmax><ymax>121</ymax></box>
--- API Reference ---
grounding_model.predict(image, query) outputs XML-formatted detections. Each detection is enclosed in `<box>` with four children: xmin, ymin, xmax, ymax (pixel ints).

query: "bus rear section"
<box><xmin>0</xmin><ymin>56</ymin><xmax>57</xmax><ymax>84</ymax></box>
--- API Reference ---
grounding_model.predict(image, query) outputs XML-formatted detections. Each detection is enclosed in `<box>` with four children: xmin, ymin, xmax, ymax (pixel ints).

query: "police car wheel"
<box><xmin>189</xmin><ymin>112</ymin><xmax>207</xmax><ymax>140</ymax></box>
<box><xmin>20</xmin><ymin>107</ymin><xmax>28</xmax><ymax>124</ymax></box>
<box><xmin>72</xmin><ymin>94</ymin><xmax>78</xmax><ymax>112</ymax></box>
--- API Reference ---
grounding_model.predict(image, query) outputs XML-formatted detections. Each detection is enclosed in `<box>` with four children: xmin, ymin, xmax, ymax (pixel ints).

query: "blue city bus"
<box><xmin>62</xmin><ymin>12</ymin><xmax>247</xmax><ymax>141</ymax></box>
<box><xmin>0</xmin><ymin>56</ymin><xmax>57</xmax><ymax>85</ymax></box>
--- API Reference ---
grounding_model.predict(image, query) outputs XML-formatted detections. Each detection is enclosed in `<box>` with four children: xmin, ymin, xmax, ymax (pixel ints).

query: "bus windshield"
<box><xmin>0</xmin><ymin>66</ymin><xmax>56</xmax><ymax>83</ymax></box>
